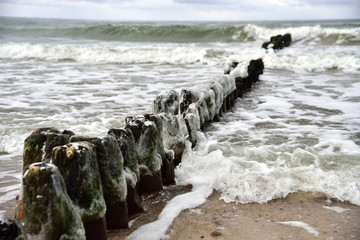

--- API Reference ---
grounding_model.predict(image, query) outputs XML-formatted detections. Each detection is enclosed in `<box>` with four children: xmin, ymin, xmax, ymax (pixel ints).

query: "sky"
<box><xmin>0</xmin><ymin>0</ymin><xmax>359</xmax><ymax>21</ymax></box>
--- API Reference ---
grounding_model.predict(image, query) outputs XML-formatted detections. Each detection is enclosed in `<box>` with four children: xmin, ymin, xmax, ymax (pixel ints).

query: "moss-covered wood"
<box><xmin>125</xmin><ymin>115</ymin><xmax>165</xmax><ymax>173</ymax></box>
<box><xmin>23</xmin><ymin>163</ymin><xmax>85</xmax><ymax>240</ymax></box>
<box><xmin>22</xmin><ymin>128</ymin><xmax>74</xmax><ymax>174</ymax></box>
<box><xmin>160</xmin><ymin>113</ymin><xmax>187</xmax><ymax>167</ymax></box>
<box><xmin>108</xmin><ymin>128</ymin><xmax>140</xmax><ymax>180</ymax></box>
<box><xmin>51</xmin><ymin>142</ymin><xmax>106</xmax><ymax>223</ymax></box>
<box><xmin>153</xmin><ymin>89</ymin><xmax>179</xmax><ymax>115</ymax></box>
<box><xmin>70</xmin><ymin>135</ymin><xmax>128</xmax><ymax>229</ymax></box>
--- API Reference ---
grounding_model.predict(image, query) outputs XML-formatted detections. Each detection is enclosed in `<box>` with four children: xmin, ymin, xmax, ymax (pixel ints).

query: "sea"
<box><xmin>0</xmin><ymin>17</ymin><xmax>359</xmax><ymax>238</ymax></box>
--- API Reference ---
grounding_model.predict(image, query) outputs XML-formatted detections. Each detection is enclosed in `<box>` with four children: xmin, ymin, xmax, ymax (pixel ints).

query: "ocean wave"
<box><xmin>2</xmin><ymin>41</ymin><xmax>359</xmax><ymax>72</ymax></box>
<box><xmin>244</xmin><ymin>24</ymin><xmax>360</xmax><ymax>45</ymax></box>
<box><xmin>176</xmin><ymin>132</ymin><xmax>360</xmax><ymax>206</ymax></box>
<box><xmin>262</xmin><ymin>49</ymin><xmax>360</xmax><ymax>72</ymax></box>
<box><xmin>2</xmin><ymin>20</ymin><xmax>360</xmax><ymax>44</ymax></box>
<box><xmin>1</xmin><ymin>23</ymin><xmax>248</xmax><ymax>43</ymax></box>
<box><xmin>0</xmin><ymin>42</ymin><xmax>213</xmax><ymax>64</ymax></box>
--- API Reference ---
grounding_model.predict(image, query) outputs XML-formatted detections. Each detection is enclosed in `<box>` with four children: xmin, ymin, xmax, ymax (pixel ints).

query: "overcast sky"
<box><xmin>0</xmin><ymin>0</ymin><xmax>359</xmax><ymax>21</ymax></box>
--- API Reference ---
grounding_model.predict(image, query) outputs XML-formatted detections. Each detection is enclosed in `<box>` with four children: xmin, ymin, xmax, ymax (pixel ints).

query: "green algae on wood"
<box><xmin>70</xmin><ymin>135</ymin><xmax>128</xmax><ymax>229</ymax></box>
<box><xmin>153</xmin><ymin>89</ymin><xmax>180</xmax><ymax>115</ymax></box>
<box><xmin>22</xmin><ymin>128</ymin><xmax>74</xmax><ymax>174</ymax></box>
<box><xmin>23</xmin><ymin>163</ymin><xmax>85</xmax><ymax>240</ymax></box>
<box><xmin>125</xmin><ymin>115</ymin><xmax>165</xmax><ymax>173</ymax></box>
<box><xmin>159</xmin><ymin>113</ymin><xmax>187</xmax><ymax>167</ymax></box>
<box><xmin>125</xmin><ymin>115</ymin><xmax>166</xmax><ymax>193</ymax></box>
<box><xmin>108</xmin><ymin>128</ymin><xmax>140</xmax><ymax>181</ymax></box>
<box><xmin>51</xmin><ymin>142</ymin><xmax>106</xmax><ymax>223</ymax></box>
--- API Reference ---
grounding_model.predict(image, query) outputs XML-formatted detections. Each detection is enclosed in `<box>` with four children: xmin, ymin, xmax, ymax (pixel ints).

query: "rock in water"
<box><xmin>23</xmin><ymin>163</ymin><xmax>85</xmax><ymax>240</ymax></box>
<box><xmin>70</xmin><ymin>135</ymin><xmax>128</xmax><ymax>229</ymax></box>
<box><xmin>51</xmin><ymin>142</ymin><xmax>107</xmax><ymax>240</ymax></box>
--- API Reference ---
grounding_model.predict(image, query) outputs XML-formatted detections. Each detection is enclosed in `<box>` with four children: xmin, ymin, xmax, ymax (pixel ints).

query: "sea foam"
<box><xmin>277</xmin><ymin>221</ymin><xmax>319</xmax><ymax>236</ymax></box>
<box><xmin>126</xmin><ymin>183</ymin><xmax>212</xmax><ymax>240</ymax></box>
<box><xmin>0</xmin><ymin>42</ymin><xmax>211</xmax><ymax>65</ymax></box>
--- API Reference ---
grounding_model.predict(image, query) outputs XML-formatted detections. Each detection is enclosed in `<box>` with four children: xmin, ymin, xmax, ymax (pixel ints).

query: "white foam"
<box><xmin>176</xmin><ymin>120</ymin><xmax>360</xmax><ymax>205</ymax></box>
<box><xmin>0</xmin><ymin>189</ymin><xmax>19</xmax><ymax>203</ymax></box>
<box><xmin>230</xmin><ymin>61</ymin><xmax>249</xmax><ymax>78</ymax></box>
<box><xmin>277</xmin><ymin>221</ymin><xmax>319</xmax><ymax>236</ymax></box>
<box><xmin>263</xmin><ymin>47</ymin><xmax>360</xmax><ymax>73</ymax></box>
<box><xmin>322</xmin><ymin>206</ymin><xmax>351</xmax><ymax>213</ymax></box>
<box><xmin>0</xmin><ymin>42</ymin><xmax>213</xmax><ymax>65</ymax></box>
<box><xmin>0</xmin><ymin>210</ymin><xmax>5</xmax><ymax>221</ymax></box>
<box><xmin>188</xmin><ymin>208</ymin><xmax>202</xmax><ymax>215</ymax></box>
<box><xmin>0</xmin><ymin>184</ymin><xmax>21</xmax><ymax>193</ymax></box>
<box><xmin>126</xmin><ymin>183</ymin><xmax>212</xmax><ymax>240</ymax></box>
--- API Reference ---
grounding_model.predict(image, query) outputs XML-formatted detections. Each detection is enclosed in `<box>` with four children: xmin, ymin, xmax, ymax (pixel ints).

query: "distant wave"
<box><xmin>1</xmin><ymin>22</ymin><xmax>360</xmax><ymax>44</ymax></box>
<box><xmin>0</xmin><ymin>24</ymin><xmax>248</xmax><ymax>43</ymax></box>
<box><xmin>243</xmin><ymin>24</ymin><xmax>360</xmax><ymax>45</ymax></box>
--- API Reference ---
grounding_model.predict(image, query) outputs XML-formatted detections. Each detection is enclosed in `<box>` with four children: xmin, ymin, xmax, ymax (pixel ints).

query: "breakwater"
<box><xmin>0</xmin><ymin>33</ymin><xmax>299</xmax><ymax>239</ymax></box>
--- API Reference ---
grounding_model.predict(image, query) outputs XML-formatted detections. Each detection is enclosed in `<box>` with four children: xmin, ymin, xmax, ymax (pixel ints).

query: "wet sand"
<box><xmin>167</xmin><ymin>191</ymin><xmax>360</xmax><ymax>240</ymax></box>
<box><xmin>5</xmin><ymin>185</ymin><xmax>360</xmax><ymax>240</ymax></box>
<box><xmin>107</xmin><ymin>185</ymin><xmax>192</xmax><ymax>240</ymax></box>
<box><xmin>109</xmin><ymin>187</ymin><xmax>360</xmax><ymax>240</ymax></box>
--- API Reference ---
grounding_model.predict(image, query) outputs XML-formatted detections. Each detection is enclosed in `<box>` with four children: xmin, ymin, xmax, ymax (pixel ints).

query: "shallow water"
<box><xmin>177</xmin><ymin>69</ymin><xmax>360</xmax><ymax>206</ymax></box>
<box><xmin>0</xmin><ymin>18</ymin><xmax>359</xmax><ymax>222</ymax></box>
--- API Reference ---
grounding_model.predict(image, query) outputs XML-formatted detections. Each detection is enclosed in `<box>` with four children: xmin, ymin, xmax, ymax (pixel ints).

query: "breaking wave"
<box><xmin>1</xmin><ymin>18</ymin><xmax>360</xmax><ymax>44</ymax></box>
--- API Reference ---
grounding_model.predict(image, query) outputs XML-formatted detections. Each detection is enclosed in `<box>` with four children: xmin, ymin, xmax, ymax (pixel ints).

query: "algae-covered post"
<box><xmin>69</xmin><ymin>135</ymin><xmax>128</xmax><ymax>229</ymax></box>
<box><xmin>17</xmin><ymin>127</ymin><xmax>75</xmax><ymax>221</ymax></box>
<box><xmin>11</xmin><ymin>56</ymin><xmax>266</xmax><ymax>239</ymax></box>
<box><xmin>22</xmin><ymin>128</ymin><xmax>74</xmax><ymax>174</ymax></box>
<box><xmin>107</xmin><ymin>128</ymin><xmax>144</xmax><ymax>217</ymax></box>
<box><xmin>51</xmin><ymin>142</ymin><xmax>107</xmax><ymax>240</ymax></box>
<box><xmin>159</xmin><ymin>113</ymin><xmax>187</xmax><ymax>167</ymax></box>
<box><xmin>153</xmin><ymin>89</ymin><xmax>180</xmax><ymax>116</ymax></box>
<box><xmin>124</xmin><ymin>115</ymin><xmax>166</xmax><ymax>195</ymax></box>
<box><xmin>23</xmin><ymin>163</ymin><xmax>85</xmax><ymax>240</ymax></box>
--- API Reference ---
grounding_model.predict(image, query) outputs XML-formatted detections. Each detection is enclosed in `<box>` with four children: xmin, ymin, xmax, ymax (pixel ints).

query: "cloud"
<box><xmin>300</xmin><ymin>0</ymin><xmax>357</xmax><ymax>5</ymax></box>
<box><xmin>0</xmin><ymin>0</ymin><xmax>359</xmax><ymax>20</ymax></box>
<box><xmin>174</xmin><ymin>0</ymin><xmax>236</xmax><ymax>4</ymax></box>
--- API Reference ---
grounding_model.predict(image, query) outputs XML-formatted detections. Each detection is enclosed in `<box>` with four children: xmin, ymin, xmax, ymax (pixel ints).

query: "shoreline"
<box><xmin>3</xmin><ymin>177</ymin><xmax>360</xmax><ymax>239</ymax></box>
<box><xmin>166</xmin><ymin>191</ymin><xmax>360</xmax><ymax>240</ymax></box>
<box><xmin>105</xmin><ymin>186</ymin><xmax>360</xmax><ymax>240</ymax></box>
<box><xmin>107</xmin><ymin>184</ymin><xmax>192</xmax><ymax>239</ymax></box>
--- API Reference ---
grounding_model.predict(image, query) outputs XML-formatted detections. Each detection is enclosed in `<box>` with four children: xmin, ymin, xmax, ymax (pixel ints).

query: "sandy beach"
<box><xmin>3</xmin><ymin>182</ymin><xmax>360</xmax><ymax>239</ymax></box>
<box><xmin>108</xmin><ymin>186</ymin><xmax>360</xmax><ymax>240</ymax></box>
